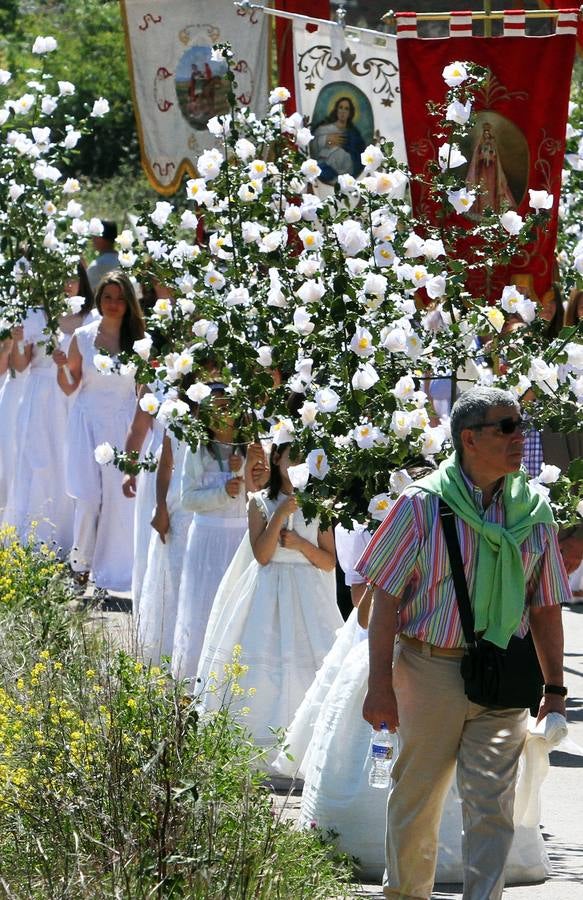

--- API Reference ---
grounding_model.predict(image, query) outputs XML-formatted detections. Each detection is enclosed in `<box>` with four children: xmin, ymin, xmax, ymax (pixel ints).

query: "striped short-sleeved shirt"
<box><xmin>355</xmin><ymin>473</ymin><xmax>571</xmax><ymax>648</ymax></box>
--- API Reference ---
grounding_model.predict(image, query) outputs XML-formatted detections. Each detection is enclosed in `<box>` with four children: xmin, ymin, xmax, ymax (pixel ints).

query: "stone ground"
<box><xmin>87</xmin><ymin>590</ymin><xmax>583</xmax><ymax>899</ymax></box>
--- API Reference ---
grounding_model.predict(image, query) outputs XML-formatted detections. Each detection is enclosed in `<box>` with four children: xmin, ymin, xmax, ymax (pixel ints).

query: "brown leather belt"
<box><xmin>399</xmin><ymin>633</ymin><xmax>466</xmax><ymax>659</ymax></box>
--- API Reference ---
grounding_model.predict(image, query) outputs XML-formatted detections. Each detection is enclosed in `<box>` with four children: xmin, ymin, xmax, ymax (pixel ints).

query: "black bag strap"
<box><xmin>438</xmin><ymin>498</ymin><xmax>476</xmax><ymax>648</ymax></box>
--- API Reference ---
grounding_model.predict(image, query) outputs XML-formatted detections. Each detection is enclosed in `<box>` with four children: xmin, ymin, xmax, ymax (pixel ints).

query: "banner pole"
<box><xmin>383</xmin><ymin>8</ymin><xmax>580</xmax><ymax>23</ymax></box>
<box><xmin>234</xmin><ymin>1</ymin><xmax>392</xmax><ymax>39</ymax></box>
<box><xmin>483</xmin><ymin>0</ymin><xmax>492</xmax><ymax>37</ymax></box>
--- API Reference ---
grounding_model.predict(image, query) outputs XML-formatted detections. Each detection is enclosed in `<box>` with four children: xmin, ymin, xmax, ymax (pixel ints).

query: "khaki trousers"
<box><xmin>383</xmin><ymin>640</ymin><xmax>528</xmax><ymax>900</ymax></box>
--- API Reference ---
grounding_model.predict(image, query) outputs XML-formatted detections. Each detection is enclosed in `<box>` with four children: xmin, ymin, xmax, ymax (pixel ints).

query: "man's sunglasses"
<box><xmin>469</xmin><ymin>416</ymin><xmax>530</xmax><ymax>436</ymax></box>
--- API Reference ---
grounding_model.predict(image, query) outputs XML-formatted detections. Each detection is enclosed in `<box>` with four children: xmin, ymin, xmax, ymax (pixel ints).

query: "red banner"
<box><xmin>538</xmin><ymin>0</ymin><xmax>583</xmax><ymax>50</ymax></box>
<box><xmin>397</xmin><ymin>15</ymin><xmax>576</xmax><ymax>301</ymax></box>
<box><xmin>275</xmin><ymin>0</ymin><xmax>330</xmax><ymax>112</ymax></box>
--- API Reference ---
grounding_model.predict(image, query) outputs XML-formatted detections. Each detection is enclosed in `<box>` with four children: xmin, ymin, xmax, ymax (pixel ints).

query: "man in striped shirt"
<box><xmin>358</xmin><ymin>386</ymin><xmax>570</xmax><ymax>900</ymax></box>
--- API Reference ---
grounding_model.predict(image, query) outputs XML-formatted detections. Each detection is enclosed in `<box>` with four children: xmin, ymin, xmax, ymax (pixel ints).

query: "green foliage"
<box><xmin>0</xmin><ymin>534</ymin><xmax>354</xmax><ymax>898</ymax></box>
<box><xmin>5</xmin><ymin>0</ymin><xmax>138</xmax><ymax>181</ymax></box>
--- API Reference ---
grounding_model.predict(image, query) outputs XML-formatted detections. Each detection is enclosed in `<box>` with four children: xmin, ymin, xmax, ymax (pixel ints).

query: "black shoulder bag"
<box><xmin>438</xmin><ymin>498</ymin><xmax>543</xmax><ymax>716</ymax></box>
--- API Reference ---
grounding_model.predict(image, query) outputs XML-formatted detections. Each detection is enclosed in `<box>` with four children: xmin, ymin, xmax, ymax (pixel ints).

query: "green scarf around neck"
<box><xmin>417</xmin><ymin>453</ymin><xmax>555</xmax><ymax>648</ymax></box>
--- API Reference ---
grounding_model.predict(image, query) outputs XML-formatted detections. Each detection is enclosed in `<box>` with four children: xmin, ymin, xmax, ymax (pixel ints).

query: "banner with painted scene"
<box><xmin>293</xmin><ymin>19</ymin><xmax>406</xmax><ymax>190</ymax></box>
<box><xmin>396</xmin><ymin>9</ymin><xmax>577</xmax><ymax>301</ymax></box>
<box><xmin>120</xmin><ymin>0</ymin><xmax>270</xmax><ymax>194</ymax></box>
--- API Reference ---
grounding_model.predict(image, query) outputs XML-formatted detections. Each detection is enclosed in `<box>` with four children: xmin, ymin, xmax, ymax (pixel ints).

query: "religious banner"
<box><xmin>397</xmin><ymin>10</ymin><xmax>577</xmax><ymax>301</ymax></box>
<box><xmin>120</xmin><ymin>0</ymin><xmax>269</xmax><ymax>194</ymax></box>
<box><xmin>293</xmin><ymin>18</ymin><xmax>406</xmax><ymax>188</ymax></box>
<box><xmin>275</xmin><ymin>0</ymin><xmax>331</xmax><ymax>112</ymax></box>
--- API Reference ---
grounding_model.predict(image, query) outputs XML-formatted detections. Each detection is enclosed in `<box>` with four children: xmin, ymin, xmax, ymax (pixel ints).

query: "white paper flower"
<box><xmin>271</xmin><ymin>418</ymin><xmax>295</xmax><ymax>446</ymax></box>
<box><xmin>157</xmin><ymin>399</ymin><xmax>189</xmax><ymax>423</ymax></box>
<box><xmin>298</xmin><ymin>228</ymin><xmax>323</xmax><ymax>252</ymax></box>
<box><xmin>256</xmin><ymin>345</ymin><xmax>273</xmax><ymax>367</ymax></box>
<box><xmin>67</xmin><ymin>295</ymin><xmax>85</xmax><ymax>314</ymax></box>
<box><xmin>197</xmin><ymin>148</ymin><xmax>223</xmax><ymax>181</ymax></box>
<box><xmin>32</xmin><ymin>36</ymin><xmax>57</xmax><ymax>54</ymax></box>
<box><xmin>288</xmin><ymin>463</ymin><xmax>310</xmax><ymax>490</ymax></box>
<box><xmin>374</xmin><ymin>242</ymin><xmax>396</xmax><ymax>267</ymax></box>
<box><xmin>404</xmin><ymin>233</ymin><xmax>425</xmax><ymax>258</ymax></box>
<box><xmin>361</xmin><ymin>145</ymin><xmax>384</xmax><ymax>173</ymax></box>
<box><xmin>338</xmin><ymin>173</ymin><xmax>359</xmax><ymax>194</ymax></box>
<box><xmin>528</xmin><ymin>189</ymin><xmax>553</xmax><ymax>212</ymax></box>
<box><xmin>527</xmin><ymin>358</ymin><xmax>559</xmax><ymax>394</ymax></box>
<box><xmin>0</xmin><ymin>69</ymin><xmax>12</xmax><ymax>85</ymax></box>
<box><xmin>315</xmin><ymin>387</ymin><xmax>340</xmax><ymax>413</ymax></box>
<box><xmin>293</xmin><ymin>307</ymin><xmax>314</xmax><ymax>336</ymax></box>
<box><xmin>536</xmin><ymin>464</ymin><xmax>562</xmax><ymax>485</ymax></box>
<box><xmin>390</xmin><ymin>469</ymin><xmax>414</xmax><ymax>495</ymax></box>
<box><xmin>204</xmin><ymin>270</ymin><xmax>225</xmax><ymax>291</ymax></box>
<box><xmin>207</xmin><ymin>115</ymin><xmax>230</xmax><ymax>137</ymax></box>
<box><xmin>269</xmin><ymin>86</ymin><xmax>290</xmax><ymax>105</ymax></box>
<box><xmin>350</xmin><ymin>326</ymin><xmax>375</xmax><ymax>357</ymax></box>
<box><xmin>447</xmin><ymin>188</ymin><xmax>476</xmax><ymax>214</ymax></box>
<box><xmin>150</xmin><ymin>201</ymin><xmax>173</xmax><ymax>228</ymax></box>
<box><xmin>420</xmin><ymin>426</ymin><xmax>446</xmax><ymax>457</ymax></box>
<box><xmin>577</xmin><ymin>499</ymin><xmax>583</xmax><ymax>518</ymax></box>
<box><xmin>442</xmin><ymin>62</ymin><xmax>468</xmax><ymax>86</ymax></box>
<box><xmin>8</xmin><ymin>183</ymin><xmax>25</xmax><ymax>201</ymax></box>
<box><xmin>368</xmin><ymin>493</ymin><xmax>394</xmax><ymax>521</ymax></box>
<box><xmin>296</xmin><ymin>279</ymin><xmax>325</xmax><ymax>304</ymax></box>
<box><xmin>390</xmin><ymin>410</ymin><xmax>413</xmax><ymax>439</ymax></box>
<box><xmin>58</xmin><ymin>80</ymin><xmax>75</xmax><ymax>96</ymax></box>
<box><xmin>186</xmin><ymin>382</ymin><xmax>212</xmax><ymax>403</ymax></box>
<box><xmin>333</xmin><ymin>220</ymin><xmax>368</xmax><ymax>256</ymax></box>
<box><xmin>139</xmin><ymin>393</ymin><xmax>161</xmax><ymax>415</ymax></box>
<box><xmin>381</xmin><ymin>326</ymin><xmax>408</xmax><ymax>353</ymax></box>
<box><xmin>352</xmin><ymin>363</ymin><xmax>379</xmax><ymax>390</ymax></box>
<box><xmin>566</xmin><ymin>342</ymin><xmax>583</xmax><ymax>370</ymax></box>
<box><xmin>354</xmin><ymin>423</ymin><xmax>378</xmax><ymax>449</ymax></box>
<box><xmin>284</xmin><ymin>206</ymin><xmax>302</xmax><ymax>224</ymax></box>
<box><xmin>299</xmin><ymin>401</ymin><xmax>318</xmax><ymax>427</ymax></box>
<box><xmin>94</xmin><ymin>442</ymin><xmax>114</xmax><ymax>465</ymax></box>
<box><xmin>307</xmin><ymin>448</ymin><xmax>329</xmax><ymax>480</ymax></box>
<box><xmin>446</xmin><ymin>99</ymin><xmax>472</xmax><ymax>125</ymax></box>
<box><xmin>500</xmin><ymin>211</ymin><xmax>524</xmax><ymax>235</ymax></box>
<box><xmin>91</xmin><ymin>97</ymin><xmax>110</xmax><ymax>117</ymax></box>
<box><xmin>93</xmin><ymin>353</ymin><xmax>114</xmax><ymax>374</ymax></box>
<box><xmin>423</xmin><ymin>238</ymin><xmax>446</xmax><ymax>260</ymax></box>
<box><xmin>438</xmin><ymin>143</ymin><xmax>467</xmax><ymax>171</ymax></box>
<box><xmin>41</xmin><ymin>95</ymin><xmax>58</xmax><ymax>115</ymax></box>
<box><xmin>153</xmin><ymin>297</ymin><xmax>172</xmax><ymax>317</ymax></box>
<box><xmin>225</xmin><ymin>286</ymin><xmax>250</xmax><ymax>307</ymax></box>
<box><xmin>426</xmin><ymin>274</ymin><xmax>447</xmax><ymax>300</ymax></box>
<box><xmin>485</xmin><ymin>307</ymin><xmax>505</xmax><ymax>333</ymax></box>
<box><xmin>300</xmin><ymin>159</ymin><xmax>322</xmax><ymax>182</ymax></box>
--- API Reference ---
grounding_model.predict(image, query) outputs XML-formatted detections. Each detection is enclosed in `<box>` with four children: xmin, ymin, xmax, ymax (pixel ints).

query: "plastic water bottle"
<box><xmin>368</xmin><ymin>724</ymin><xmax>394</xmax><ymax>789</ymax></box>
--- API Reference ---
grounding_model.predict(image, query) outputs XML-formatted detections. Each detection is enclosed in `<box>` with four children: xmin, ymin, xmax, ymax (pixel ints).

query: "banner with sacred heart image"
<box><xmin>120</xmin><ymin>0</ymin><xmax>270</xmax><ymax>194</ymax></box>
<box><xmin>396</xmin><ymin>10</ymin><xmax>577</xmax><ymax>302</ymax></box>
<box><xmin>293</xmin><ymin>19</ymin><xmax>406</xmax><ymax>191</ymax></box>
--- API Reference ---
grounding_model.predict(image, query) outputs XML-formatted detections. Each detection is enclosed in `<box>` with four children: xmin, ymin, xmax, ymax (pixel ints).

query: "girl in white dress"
<box><xmin>0</xmin><ymin>338</ymin><xmax>29</xmax><ymax>521</ymax></box>
<box><xmin>138</xmin><ymin>431</ymin><xmax>192</xmax><ymax>666</ymax></box>
<box><xmin>3</xmin><ymin>269</ymin><xmax>95</xmax><ymax>554</ymax></box>
<box><xmin>197</xmin><ymin>443</ymin><xmax>343</xmax><ymax>771</ymax></box>
<box><xmin>172</xmin><ymin>385</ymin><xmax>248</xmax><ymax>683</ymax></box>
<box><xmin>53</xmin><ymin>272</ymin><xmax>145</xmax><ymax>595</ymax></box>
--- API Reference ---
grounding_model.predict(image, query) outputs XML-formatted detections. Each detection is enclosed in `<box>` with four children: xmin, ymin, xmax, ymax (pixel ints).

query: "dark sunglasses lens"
<box><xmin>499</xmin><ymin>418</ymin><xmax>526</xmax><ymax>434</ymax></box>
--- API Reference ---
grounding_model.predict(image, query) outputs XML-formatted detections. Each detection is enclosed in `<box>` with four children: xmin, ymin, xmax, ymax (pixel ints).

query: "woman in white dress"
<box><xmin>0</xmin><ymin>337</ymin><xmax>29</xmax><ymax>521</ymax></box>
<box><xmin>53</xmin><ymin>272</ymin><xmax>144</xmax><ymax>596</ymax></box>
<box><xmin>197</xmin><ymin>443</ymin><xmax>343</xmax><ymax>772</ymax></box>
<box><xmin>172</xmin><ymin>385</ymin><xmax>248</xmax><ymax>684</ymax></box>
<box><xmin>3</xmin><ymin>268</ymin><xmax>94</xmax><ymax>554</ymax></box>
<box><xmin>138</xmin><ymin>431</ymin><xmax>192</xmax><ymax>666</ymax></box>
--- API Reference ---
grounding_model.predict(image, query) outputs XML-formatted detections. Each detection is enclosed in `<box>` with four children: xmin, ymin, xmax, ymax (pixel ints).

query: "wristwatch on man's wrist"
<box><xmin>543</xmin><ymin>683</ymin><xmax>568</xmax><ymax>697</ymax></box>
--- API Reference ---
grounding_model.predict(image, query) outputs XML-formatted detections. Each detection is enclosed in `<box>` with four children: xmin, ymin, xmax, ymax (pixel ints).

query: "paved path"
<box><xmin>93</xmin><ymin>596</ymin><xmax>583</xmax><ymax>899</ymax></box>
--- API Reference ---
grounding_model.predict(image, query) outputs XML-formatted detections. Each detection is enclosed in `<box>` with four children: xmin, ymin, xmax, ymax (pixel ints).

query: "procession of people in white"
<box><xmin>0</xmin><ymin>267</ymin><xmax>573</xmax><ymax>889</ymax></box>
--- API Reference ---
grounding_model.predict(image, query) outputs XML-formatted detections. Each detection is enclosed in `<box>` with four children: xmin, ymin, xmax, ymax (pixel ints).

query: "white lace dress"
<box><xmin>138</xmin><ymin>436</ymin><xmax>192</xmax><ymax>666</ymax></box>
<box><xmin>0</xmin><ymin>368</ymin><xmax>29</xmax><ymax>522</ymax></box>
<box><xmin>2</xmin><ymin>311</ymin><xmax>73</xmax><ymax>554</ymax></box>
<box><xmin>66</xmin><ymin>318</ymin><xmax>136</xmax><ymax>591</ymax></box>
<box><xmin>131</xmin><ymin>419</ymin><xmax>164</xmax><ymax>614</ymax></box>
<box><xmin>171</xmin><ymin>443</ymin><xmax>248</xmax><ymax>684</ymax></box>
<box><xmin>197</xmin><ymin>490</ymin><xmax>343</xmax><ymax>770</ymax></box>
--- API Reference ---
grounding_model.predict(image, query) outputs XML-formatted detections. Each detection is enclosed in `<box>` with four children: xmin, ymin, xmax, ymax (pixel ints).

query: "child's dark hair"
<box><xmin>267</xmin><ymin>442</ymin><xmax>291</xmax><ymax>499</ymax></box>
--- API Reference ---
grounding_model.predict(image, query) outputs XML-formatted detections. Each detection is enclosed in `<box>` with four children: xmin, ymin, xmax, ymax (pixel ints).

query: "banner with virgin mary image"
<box><xmin>293</xmin><ymin>19</ymin><xmax>406</xmax><ymax>190</ymax></box>
<box><xmin>120</xmin><ymin>0</ymin><xmax>269</xmax><ymax>194</ymax></box>
<box><xmin>396</xmin><ymin>11</ymin><xmax>577</xmax><ymax>301</ymax></box>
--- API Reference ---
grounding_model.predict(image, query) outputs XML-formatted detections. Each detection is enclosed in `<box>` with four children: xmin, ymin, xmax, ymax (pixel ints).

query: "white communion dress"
<box><xmin>131</xmin><ymin>418</ymin><xmax>164</xmax><ymax>615</ymax></box>
<box><xmin>171</xmin><ymin>442</ymin><xmax>248</xmax><ymax>684</ymax></box>
<box><xmin>0</xmin><ymin>367</ymin><xmax>29</xmax><ymax>522</ymax></box>
<box><xmin>298</xmin><ymin>638</ymin><xmax>553</xmax><ymax>884</ymax></box>
<box><xmin>4</xmin><ymin>313</ymin><xmax>74</xmax><ymax>554</ymax></box>
<box><xmin>198</xmin><ymin>490</ymin><xmax>343</xmax><ymax>770</ymax></box>
<box><xmin>66</xmin><ymin>318</ymin><xmax>136</xmax><ymax>591</ymax></box>
<box><xmin>138</xmin><ymin>436</ymin><xmax>192</xmax><ymax>666</ymax></box>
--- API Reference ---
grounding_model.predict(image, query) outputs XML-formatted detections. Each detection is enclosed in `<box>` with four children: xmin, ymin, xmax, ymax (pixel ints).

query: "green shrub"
<box><xmin>0</xmin><ymin>533</ymin><xmax>353</xmax><ymax>898</ymax></box>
